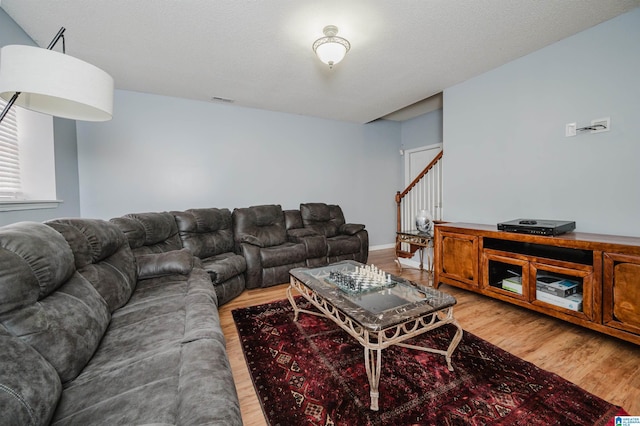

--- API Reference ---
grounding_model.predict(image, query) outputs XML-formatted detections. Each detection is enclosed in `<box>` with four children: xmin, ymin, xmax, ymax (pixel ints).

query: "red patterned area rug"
<box><xmin>232</xmin><ymin>297</ymin><xmax>627</xmax><ymax>426</ymax></box>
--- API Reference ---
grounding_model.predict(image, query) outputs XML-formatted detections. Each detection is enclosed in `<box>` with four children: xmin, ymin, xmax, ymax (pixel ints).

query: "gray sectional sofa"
<box><xmin>0</xmin><ymin>218</ymin><xmax>240</xmax><ymax>425</ymax></box>
<box><xmin>0</xmin><ymin>202</ymin><xmax>367</xmax><ymax>425</ymax></box>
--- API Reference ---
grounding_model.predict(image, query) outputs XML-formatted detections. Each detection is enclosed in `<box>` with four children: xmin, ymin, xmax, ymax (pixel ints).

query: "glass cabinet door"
<box><xmin>482</xmin><ymin>252</ymin><xmax>530</xmax><ymax>301</ymax></box>
<box><xmin>531</xmin><ymin>263</ymin><xmax>594</xmax><ymax>321</ymax></box>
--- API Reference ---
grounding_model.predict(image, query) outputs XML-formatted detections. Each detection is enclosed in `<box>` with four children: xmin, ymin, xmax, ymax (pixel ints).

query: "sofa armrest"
<box><xmin>238</xmin><ymin>243</ymin><xmax>263</xmax><ymax>289</ymax></box>
<box><xmin>0</xmin><ymin>332</ymin><xmax>62</xmax><ymax>426</ymax></box>
<box><xmin>137</xmin><ymin>249</ymin><xmax>195</xmax><ymax>279</ymax></box>
<box><xmin>339</xmin><ymin>223</ymin><xmax>365</xmax><ymax>236</ymax></box>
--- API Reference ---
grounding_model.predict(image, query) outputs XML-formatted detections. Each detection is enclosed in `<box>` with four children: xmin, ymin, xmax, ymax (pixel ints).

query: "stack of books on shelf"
<box><xmin>501</xmin><ymin>275</ymin><xmax>523</xmax><ymax>295</ymax></box>
<box><xmin>536</xmin><ymin>275</ymin><xmax>583</xmax><ymax>311</ymax></box>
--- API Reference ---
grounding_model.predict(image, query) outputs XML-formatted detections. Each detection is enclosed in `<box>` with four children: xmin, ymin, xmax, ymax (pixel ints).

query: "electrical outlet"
<box><xmin>565</xmin><ymin>122</ymin><xmax>577</xmax><ymax>137</ymax></box>
<box><xmin>591</xmin><ymin>117</ymin><xmax>610</xmax><ymax>134</ymax></box>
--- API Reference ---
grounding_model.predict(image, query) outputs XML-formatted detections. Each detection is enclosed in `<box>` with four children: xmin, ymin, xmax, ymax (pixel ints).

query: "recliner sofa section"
<box><xmin>0</xmin><ymin>218</ymin><xmax>241</xmax><ymax>425</ymax></box>
<box><xmin>233</xmin><ymin>204</ymin><xmax>307</xmax><ymax>289</ymax></box>
<box><xmin>112</xmin><ymin>210</ymin><xmax>246</xmax><ymax>306</ymax></box>
<box><xmin>300</xmin><ymin>203</ymin><xmax>368</xmax><ymax>264</ymax></box>
<box><xmin>114</xmin><ymin>204</ymin><xmax>368</xmax><ymax>292</ymax></box>
<box><xmin>284</xmin><ymin>209</ymin><xmax>329</xmax><ymax>267</ymax></box>
<box><xmin>233</xmin><ymin>203</ymin><xmax>369</xmax><ymax>289</ymax></box>
<box><xmin>172</xmin><ymin>208</ymin><xmax>246</xmax><ymax>305</ymax></box>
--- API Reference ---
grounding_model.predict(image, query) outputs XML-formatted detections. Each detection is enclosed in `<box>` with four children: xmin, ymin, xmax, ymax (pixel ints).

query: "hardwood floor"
<box><xmin>218</xmin><ymin>249</ymin><xmax>640</xmax><ymax>424</ymax></box>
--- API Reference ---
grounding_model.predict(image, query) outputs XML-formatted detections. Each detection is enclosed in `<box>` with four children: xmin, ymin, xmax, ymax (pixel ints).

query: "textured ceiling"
<box><xmin>1</xmin><ymin>0</ymin><xmax>639</xmax><ymax>123</ymax></box>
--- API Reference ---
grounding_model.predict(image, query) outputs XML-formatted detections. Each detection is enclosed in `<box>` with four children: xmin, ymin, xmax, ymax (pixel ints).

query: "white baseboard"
<box><xmin>368</xmin><ymin>245</ymin><xmax>424</xmax><ymax>269</ymax></box>
<box><xmin>370</xmin><ymin>243</ymin><xmax>395</xmax><ymax>251</ymax></box>
<box><xmin>369</xmin><ymin>244</ymin><xmax>433</xmax><ymax>272</ymax></box>
<box><xmin>397</xmin><ymin>258</ymin><xmax>422</xmax><ymax>269</ymax></box>
<box><xmin>369</xmin><ymin>244</ymin><xmax>428</xmax><ymax>269</ymax></box>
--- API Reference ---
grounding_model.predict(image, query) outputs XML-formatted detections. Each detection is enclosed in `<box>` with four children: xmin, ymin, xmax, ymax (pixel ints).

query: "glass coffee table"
<box><xmin>288</xmin><ymin>260</ymin><xmax>463</xmax><ymax>411</ymax></box>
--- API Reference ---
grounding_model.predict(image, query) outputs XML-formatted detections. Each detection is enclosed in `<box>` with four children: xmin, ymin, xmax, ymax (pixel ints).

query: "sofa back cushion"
<box><xmin>0</xmin><ymin>222</ymin><xmax>110</xmax><ymax>384</ymax></box>
<box><xmin>111</xmin><ymin>212</ymin><xmax>182</xmax><ymax>256</ymax></box>
<box><xmin>173</xmin><ymin>208</ymin><xmax>234</xmax><ymax>258</ymax></box>
<box><xmin>284</xmin><ymin>209</ymin><xmax>304</xmax><ymax>230</ymax></box>
<box><xmin>46</xmin><ymin>218</ymin><xmax>137</xmax><ymax>313</ymax></box>
<box><xmin>233</xmin><ymin>205</ymin><xmax>287</xmax><ymax>248</ymax></box>
<box><xmin>300</xmin><ymin>203</ymin><xmax>346</xmax><ymax>238</ymax></box>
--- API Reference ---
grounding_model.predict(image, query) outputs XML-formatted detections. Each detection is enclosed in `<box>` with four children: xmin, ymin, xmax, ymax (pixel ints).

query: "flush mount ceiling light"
<box><xmin>0</xmin><ymin>27</ymin><xmax>114</xmax><ymax>124</ymax></box>
<box><xmin>312</xmin><ymin>25</ymin><xmax>350</xmax><ymax>69</ymax></box>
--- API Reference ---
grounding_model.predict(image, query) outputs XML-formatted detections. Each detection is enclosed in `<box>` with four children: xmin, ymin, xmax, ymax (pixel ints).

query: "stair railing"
<box><xmin>395</xmin><ymin>150</ymin><xmax>443</xmax><ymax>233</ymax></box>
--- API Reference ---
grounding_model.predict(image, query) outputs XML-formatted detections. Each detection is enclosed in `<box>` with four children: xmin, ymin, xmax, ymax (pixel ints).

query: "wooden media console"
<box><xmin>433</xmin><ymin>222</ymin><xmax>640</xmax><ymax>345</ymax></box>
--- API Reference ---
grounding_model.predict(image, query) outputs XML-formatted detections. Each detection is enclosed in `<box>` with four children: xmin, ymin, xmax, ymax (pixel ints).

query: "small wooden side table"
<box><xmin>395</xmin><ymin>230</ymin><xmax>434</xmax><ymax>274</ymax></box>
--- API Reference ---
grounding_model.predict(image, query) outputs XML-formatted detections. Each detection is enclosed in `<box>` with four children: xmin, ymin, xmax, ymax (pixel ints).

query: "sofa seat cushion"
<box><xmin>287</xmin><ymin>227</ymin><xmax>320</xmax><ymax>240</ymax></box>
<box><xmin>300</xmin><ymin>234</ymin><xmax>328</xmax><ymax>259</ymax></box>
<box><xmin>260</xmin><ymin>242</ymin><xmax>307</xmax><ymax>268</ymax></box>
<box><xmin>52</xmin><ymin>348</ymin><xmax>182</xmax><ymax>425</ymax></box>
<box><xmin>53</xmin><ymin>338</ymin><xmax>240</xmax><ymax>426</ymax></box>
<box><xmin>201</xmin><ymin>252</ymin><xmax>246</xmax><ymax>284</ymax></box>
<box><xmin>113</xmin><ymin>269</ymin><xmax>222</xmax><ymax>346</ymax></box>
<box><xmin>178</xmin><ymin>337</ymin><xmax>241</xmax><ymax>425</ymax></box>
<box><xmin>67</xmin><ymin>278</ymin><xmax>204</xmax><ymax>385</ymax></box>
<box><xmin>51</xmin><ymin>268</ymin><xmax>238</xmax><ymax>424</ymax></box>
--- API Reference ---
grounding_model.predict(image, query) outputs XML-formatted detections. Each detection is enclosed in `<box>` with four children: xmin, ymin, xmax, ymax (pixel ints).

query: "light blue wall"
<box><xmin>401</xmin><ymin>109</ymin><xmax>443</xmax><ymax>152</ymax></box>
<box><xmin>399</xmin><ymin>108</ymin><xmax>443</xmax><ymax>183</ymax></box>
<box><xmin>0</xmin><ymin>9</ymin><xmax>81</xmax><ymax>226</ymax></box>
<box><xmin>77</xmin><ymin>90</ymin><xmax>402</xmax><ymax>246</ymax></box>
<box><xmin>443</xmin><ymin>8</ymin><xmax>640</xmax><ymax>237</ymax></box>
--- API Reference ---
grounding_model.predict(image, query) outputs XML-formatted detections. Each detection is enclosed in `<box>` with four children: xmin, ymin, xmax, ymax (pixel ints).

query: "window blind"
<box><xmin>0</xmin><ymin>99</ymin><xmax>22</xmax><ymax>198</ymax></box>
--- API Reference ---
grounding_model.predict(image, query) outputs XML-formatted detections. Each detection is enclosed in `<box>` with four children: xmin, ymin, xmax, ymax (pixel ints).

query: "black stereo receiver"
<box><xmin>497</xmin><ymin>219</ymin><xmax>576</xmax><ymax>236</ymax></box>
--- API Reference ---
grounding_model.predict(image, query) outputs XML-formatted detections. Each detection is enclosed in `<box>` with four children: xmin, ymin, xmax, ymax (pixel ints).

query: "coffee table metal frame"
<box><xmin>287</xmin><ymin>262</ymin><xmax>463</xmax><ymax>411</ymax></box>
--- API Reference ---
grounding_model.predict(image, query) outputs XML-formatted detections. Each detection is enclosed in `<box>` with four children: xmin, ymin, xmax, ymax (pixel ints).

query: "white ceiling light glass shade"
<box><xmin>0</xmin><ymin>45</ymin><xmax>114</xmax><ymax>121</ymax></box>
<box><xmin>312</xmin><ymin>25</ymin><xmax>350</xmax><ymax>68</ymax></box>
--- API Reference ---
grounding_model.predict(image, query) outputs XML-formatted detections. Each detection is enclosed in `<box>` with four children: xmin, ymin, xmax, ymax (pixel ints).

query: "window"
<box><xmin>0</xmin><ymin>99</ymin><xmax>60</xmax><ymax>211</ymax></box>
<box><xmin>0</xmin><ymin>99</ymin><xmax>21</xmax><ymax>198</ymax></box>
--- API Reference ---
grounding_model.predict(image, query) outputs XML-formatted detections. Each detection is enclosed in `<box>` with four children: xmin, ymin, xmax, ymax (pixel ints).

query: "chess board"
<box><xmin>325</xmin><ymin>267</ymin><xmax>398</xmax><ymax>295</ymax></box>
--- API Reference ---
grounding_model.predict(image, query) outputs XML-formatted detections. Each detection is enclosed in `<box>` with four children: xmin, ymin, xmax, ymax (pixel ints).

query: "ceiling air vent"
<box><xmin>210</xmin><ymin>96</ymin><xmax>234</xmax><ymax>103</ymax></box>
